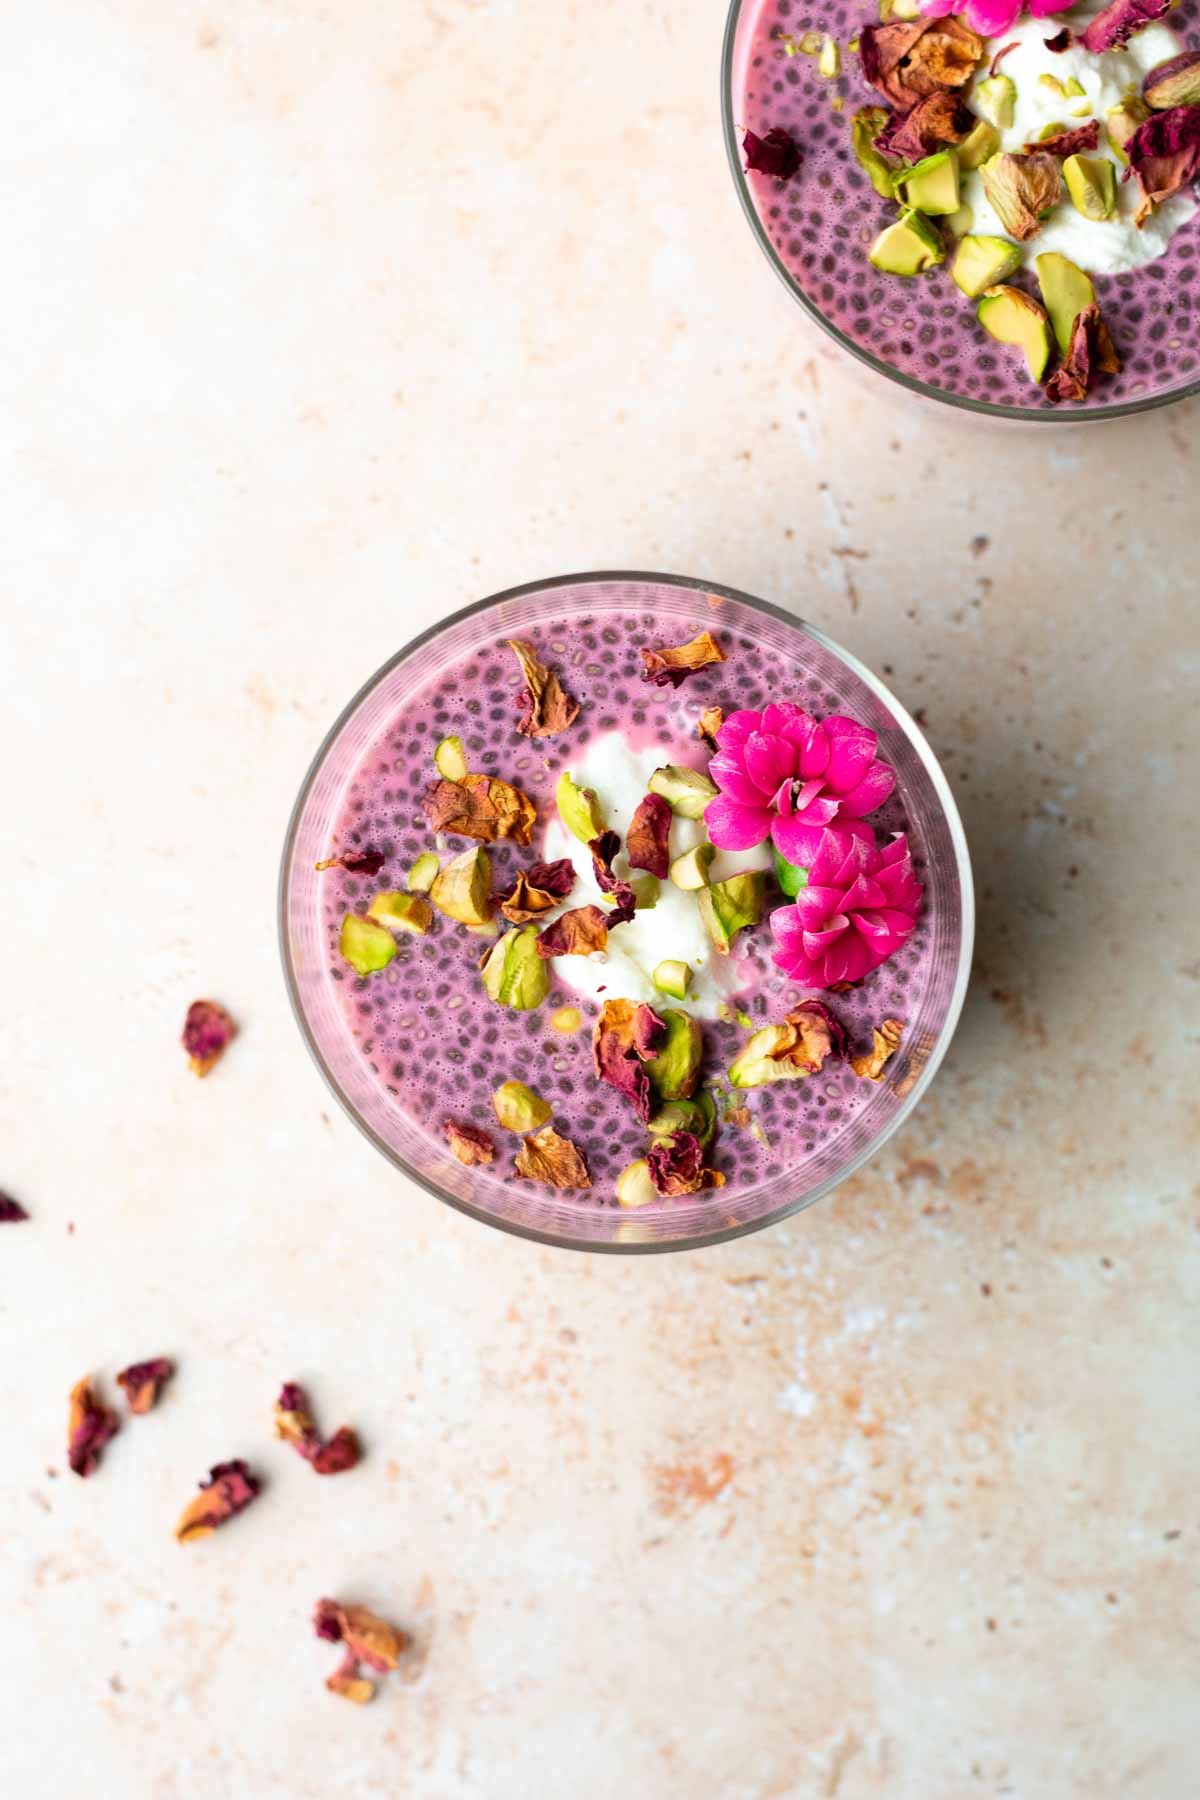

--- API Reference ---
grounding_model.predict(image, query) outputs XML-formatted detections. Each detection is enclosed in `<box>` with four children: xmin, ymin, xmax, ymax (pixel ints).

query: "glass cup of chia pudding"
<box><xmin>723</xmin><ymin>0</ymin><xmax>1200</xmax><ymax>417</ymax></box>
<box><xmin>280</xmin><ymin>573</ymin><xmax>973</xmax><ymax>1254</ymax></box>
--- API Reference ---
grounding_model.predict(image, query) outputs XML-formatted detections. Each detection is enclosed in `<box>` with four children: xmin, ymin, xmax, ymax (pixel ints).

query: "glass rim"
<box><xmin>719</xmin><ymin>0</ymin><xmax>1200</xmax><ymax>426</ymax></box>
<box><xmin>278</xmin><ymin>569</ymin><xmax>976</xmax><ymax>1256</ymax></box>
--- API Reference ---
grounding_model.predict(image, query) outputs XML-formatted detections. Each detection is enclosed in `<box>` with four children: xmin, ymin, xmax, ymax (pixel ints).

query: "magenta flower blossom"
<box><xmin>704</xmin><ymin>704</ymin><xmax>896</xmax><ymax>870</ymax></box>
<box><xmin>770</xmin><ymin>830</ymin><xmax>923</xmax><ymax>989</ymax></box>
<box><xmin>918</xmin><ymin>0</ymin><xmax>1059</xmax><ymax>40</ymax></box>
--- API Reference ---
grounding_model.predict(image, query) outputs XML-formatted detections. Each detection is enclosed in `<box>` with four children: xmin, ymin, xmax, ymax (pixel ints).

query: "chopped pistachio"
<box><xmin>831</xmin><ymin>94</ymin><xmax>845</xmax><ymax>113</ymax></box>
<box><xmin>366</xmin><ymin>890</ymin><xmax>433</xmax><ymax>935</ymax></box>
<box><xmin>975</xmin><ymin>74</ymin><xmax>1016</xmax><ymax>130</ymax></box>
<box><xmin>1064</xmin><ymin>77</ymin><xmax>1086</xmax><ymax>98</ymax></box>
<box><xmin>433</xmin><ymin>734</ymin><xmax>468</xmax><ymax>782</ymax></box>
<box><xmin>896</xmin><ymin>150</ymin><xmax>961</xmax><ymax>217</ymax></box>
<box><xmin>616</xmin><ymin>1159</ymin><xmax>658</xmax><ymax>1209</ymax></box>
<box><xmin>1144</xmin><ymin>54</ymin><xmax>1200</xmax><ymax>109</ymax></box>
<box><xmin>430</xmin><ymin>846</ymin><xmax>493</xmax><ymax>926</ymax></box>
<box><xmin>492</xmin><ymin>1080</ymin><xmax>552</xmax><ymax>1134</ymax></box>
<box><xmin>957</xmin><ymin>119</ymin><xmax>1001</xmax><ymax>172</ymax></box>
<box><xmin>1036</xmin><ymin>251</ymin><xmax>1095</xmax><ymax>355</ymax></box>
<box><xmin>652</xmin><ymin>959</ymin><xmax>692</xmax><ymax>1000</ymax></box>
<box><xmin>549</xmin><ymin>1005</ymin><xmax>582</xmax><ymax>1034</ymax></box>
<box><xmin>868</xmin><ymin>211</ymin><xmax>945</xmax><ymax>276</ymax></box>
<box><xmin>818</xmin><ymin>35</ymin><xmax>840</xmax><ymax>78</ymax></box>
<box><xmin>629</xmin><ymin>873</ymin><xmax>661</xmax><ymax>910</ymax></box>
<box><xmin>952</xmin><ymin>234</ymin><xmax>1022</xmax><ymax>300</ymax></box>
<box><xmin>647</xmin><ymin>1090</ymin><xmax>717</xmax><ymax>1151</ymax></box>
<box><xmin>554</xmin><ymin>770</ymin><xmax>606</xmax><ymax>843</ymax></box>
<box><xmin>647</xmin><ymin>764</ymin><xmax>719</xmax><ymax>820</ymax></box>
<box><xmin>669</xmin><ymin>844</ymin><xmax>715</xmax><ymax>891</ymax></box>
<box><xmin>976</xmin><ymin>284</ymin><xmax>1055</xmax><ymax>382</ymax></box>
<box><xmin>646</xmin><ymin>1010</ymin><xmax>703</xmax><ymax>1101</ymax></box>
<box><xmin>1068</xmin><ymin>102</ymin><xmax>1093</xmax><ymax>117</ymax></box>
<box><xmin>945</xmin><ymin>202</ymin><xmax>975</xmax><ymax>237</ymax></box>
<box><xmin>407</xmin><ymin>851</ymin><xmax>440</xmax><ymax>893</ymax></box>
<box><xmin>851</xmin><ymin>107</ymin><xmax>896</xmax><ymax>200</ymax></box>
<box><xmin>1063</xmin><ymin>152</ymin><xmax>1116</xmax><ymax>221</ymax></box>
<box><xmin>1038</xmin><ymin>120</ymin><xmax>1067</xmax><ymax>141</ymax></box>
<box><xmin>697</xmin><ymin>872</ymin><xmax>767</xmax><ymax>955</ymax></box>
<box><xmin>1038</xmin><ymin>73</ymin><xmax>1066</xmax><ymax>98</ymax></box>
<box><xmin>339</xmin><ymin>913</ymin><xmax>398</xmax><ymax>977</ymax></box>
<box><xmin>480</xmin><ymin>926</ymin><xmax>549</xmax><ymax>1010</ymax></box>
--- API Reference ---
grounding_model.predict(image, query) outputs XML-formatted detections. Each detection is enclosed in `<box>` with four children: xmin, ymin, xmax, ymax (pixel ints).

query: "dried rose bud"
<box><xmin>0</xmin><ymin>1192</ymin><xmax>29</xmax><ymax>1223</ymax></box>
<box><xmin>313</xmin><ymin>1597</ymin><xmax>411</xmax><ymax>1703</ymax></box>
<box><xmin>116</xmin><ymin>1357</ymin><xmax>174</xmax><ymax>1415</ymax></box>
<box><xmin>68</xmin><ymin>1377</ymin><xmax>120</xmax><ymax>1477</ymax></box>
<box><xmin>851</xmin><ymin>1020</ymin><xmax>905</xmax><ymax>1081</ymax></box>
<box><xmin>175</xmin><ymin>1460</ymin><xmax>261</xmax><ymax>1543</ymax></box>
<box><xmin>742</xmin><ymin>127</ymin><xmax>801</xmax><ymax>181</ymax></box>
<box><xmin>314</xmin><ymin>849</ymin><xmax>386</xmax><ymax>876</ymax></box>
<box><xmin>506</xmin><ymin>639</ymin><xmax>581</xmax><ymax>739</ymax></box>
<box><xmin>640</xmin><ymin>630</ymin><xmax>727</xmax><ymax>689</ymax></box>
<box><xmin>182</xmin><ymin>1000</ymin><xmax>237</xmax><ymax>1077</ymax></box>
<box><xmin>444</xmin><ymin>1118</ymin><xmax>495</xmax><ymax>1166</ymax></box>
<box><xmin>273</xmin><ymin>1382</ymin><xmax>361</xmax><ymax>1476</ymax></box>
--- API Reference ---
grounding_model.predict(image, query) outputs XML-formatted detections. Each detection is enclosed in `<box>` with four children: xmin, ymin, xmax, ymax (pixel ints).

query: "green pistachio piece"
<box><xmin>433</xmin><ymin>734</ymin><xmax>468</xmax><ymax>781</ymax></box>
<box><xmin>652</xmin><ymin>959</ymin><xmax>692</xmax><ymax>1000</ymax></box>
<box><xmin>1064</xmin><ymin>77</ymin><xmax>1086</xmax><ymax>99</ymax></box>
<box><xmin>407</xmin><ymin>851</ymin><xmax>440</xmax><ymax>893</ymax></box>
<box><xmin>339</xmin><ymin>913</ymin><xmax>398</xmax><ymax>977</ymax></box>
<box><xmin>851</xmin><ymin>107</ymin><xmax>897</xmax><ymax>200</ymax></box>
<box><xmin>1068</xmin><ymin>102</ymin><xmax>1093</xmax><ymax>118</ymax></box>
<box><xmin>1144</xmin><ymin>53</ymin><xmax>1200</xmax><ymax>109</ymax></box>
<box><xmin>957</xmin><ymin>119</ymin><xmax>1001</xmax><ymax>172</ymax></box>
<box><xmin>1106</xmin><ymin>95</ymin><xmax>1149</xmax><ymax>157</ymax></box>
<box><xmin>549</xmin><ymin>1005</ymin><xmax>582</xmax><ymax>1033</ymax></box>
<box><xmin>555</xmin><ymin>770</ymin><xmax>606</xmax><ymax>843</ymax></box>
<box><xmin>480</xmin><ymin>926</ymin><xmax>549</xmax><ymax>1010</ymax></box>
<box><xmin>647</xmin><ymin>764</ymin><xmax>719</xmax><ymax>820</ymax></box>
<box><xmin>629</xmin><ymin>873</ymin><xmax>660</xmax><ymax>910</ymax></box>
<box><xmin>669</xmin><ymin>844</ymin><xmax>715</xmax><ymax>890</ymax></box>
<box><xmin>818</xmin><ymin>35</ymin><xmax>840</xmax><ymax>77</ymax></box>
<box><xmin>366</xmin><ymin>890</ymin><xmax>433</xmax><ymax>935</ymax></box>
<box><xmin>616</xmin><ymin>1159</ymin><xmax>658</xmax><ymax>1209</ymax></box>
<box><xmin>1038</xmin><ymin>73</ymin><xmax>1066</xmax><ymax>98</ymax></box>
<box><xmin>430</xmin><ymin>846</ymin><xmax>493</xmax><ymax>926</ymax></box>
<box><xmin>896</xmin><ymin>149</ymin><xmax>961</xmax><ymax>217</ymax></box>
<box><xmin>1035</xmin><ymin>251</ymin><xmax>1095</xmax><ymax>355</ymax></box>
<box><xmin>646</xmin><ymin>1010</ymin><xmax>703</xmax><ymax>1101</ymax></box>
<box><xmin>492</xmin><ymin>1079</ymin><xmax>552</xmax><ymax>1134</ymax></box>
<box><xmin>952</xmin><ymin>234</ymin><xmax>1022</xmax><ymax>300</ymax></box>
<box><xmin>974</xmin><ymin>74</ymin><xmax>1016</xmax><ymax>130</ymax></box>
<box><xmin>647</xmin><ymin>1091</ymin><xmax>717</xmax><ymax>1150</ymax></box>
<box><xmin>868</xmin><ymin>210</ymin><xmax>945</xmax><ymax>276</ymax></box>
<box><xmin>1039</xmin><ymin>120</ymin><xmax>1067</xmax><ymax>141</ymax></box>
<box><xmin>697</xmin><ymin>872</ymin><xmax>767</xmax><ymax>955</ymax></box>
<box><xmin>976</xmin><ymin>284</ymin><xmax>1055</xmax><ymax>383</ymax></box>
<box><xmin>1063</xmin><ymin>153</ymin><xmax>1116</xmax><ymax>222</ymax></box>
<box><xmin>730</xmin><ymin>1024</ymin><xmax>810</xmax><ymax>1088</ymax></box>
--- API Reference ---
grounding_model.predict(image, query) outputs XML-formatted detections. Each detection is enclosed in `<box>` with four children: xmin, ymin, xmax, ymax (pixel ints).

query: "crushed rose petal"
<box><xmin>497</xmin><ymin>858</ymin><xmax>575</xmax><ymax>923</ymax></box>
<box><xmin>314</xmin><ymin>849</ymin><xmax>386</xmax><ymax>877</ymax></box>
<box><xmin>116</xmin><ymin>1357</ymin><xmax>174</xmax><ymax>1415</ymax></box>
<box><xmin>1079</xmin><ymin>0</ymin><xmax>1170</xmax><ymax>55</ymax></box>
<box><xmin>0</xmin><ymin>1192</ymin><xmax>29</xmax><ymax>1223</ymax></box>
<box><xmin>860</xmin><ymin>17</ymin><xmax>982</xmax><ymax>111</ymax></box>
<box><xmin>697</xmin><ymin>706</ymin><xmax>724</xmax><ymax>750</ymax></box>
<box><xmin>634</xmin><ymin>1002</ymin><xmax>667</xmax><ymax>1060</ymax></box>
<box><xmin>646</xmin><ymin>1130</ymin><xmax>726</xmax><ymax>1197</ymax></box>
<box><xmin>274</xmin><ymin>1382</ymin><xmax>361</xmax><ymax>1475</ymax></box>
<box><xmin>640</xmin><ymin>630</ymin><xmax>727</xmax><ymax>689</ymax></box>
<box><xmin>513</xmin><ymin>1124</ymin><xmax>592</xmax><ymax>1189</ymax></box>
<box><xmin>780</xmin><ymin>1000</ymin><xmax>849</xmax><ymax>1074</ymax></box>
<box><xmin>444</xmin><ymin>1119</ymin><xmax>495</xmax><ymax>1165</ymax></box>
<box><xmin>68</xmin><ymin>1377</ymin><xmax>120</xmax><ymax>1477</ymax></box>
<box><xmin>741</xmin><ymin>128</ymin><xmax>801</xmax><ymax>180</ymax></box>
<box><xmin>1125</xmin><ymin>105</ymin><xmax>1200</xmax><ymax>227</ymax></box>
<box><xmin>182</xmin><ymin>1000</ymin><xmax>237</xmax><ymax>1077</ymax></box>
<box><xmin>626</xmin><ymin>793</ymin><xmax>673</xmax><ymax>879</ymax></box>
<box><xmin>593</xmin><ymin>998</ymin><xmax>657</xmax><ymax>1120</ymax></box>
<box><xmin>174</xmin><ymin>1460</ymin><xmax>262</xmax><ymax>1542</ymax></box>
<box><xmin>876</xmin><ymin>91</ymin><xmax>971</xmax><ymax>162</ymax></box>
<box><xmin>1025</xmin><ymin>119</ymin><xmax>1099</xmax><ymax>158</ymax></box>
<box><xmin>1045</xmin><ymin>303</ymin><xmax>1121</xmax><ymax>402</ymax></box>
<box><xmin>587</xmin><ymin>833</ymin><xmax>637</xmax><ymax>924</ymax></box>
<box><xmin>423</xmin><ymin>774</ymin><xmax>536</xmax><ymax>846</ymax></box>
<box><xmin>313</xmin><ymin>1597</ymin><xmax>410</xmax><ymax>1704</ymax></box>
<box><xmin>851</xmin><ymin>1020</ymin><xmax>905</xmax><ymax>1081</ymax></box>
<box><xmin>990</xmin><ymin>39</ymin><xmax>1020</xmax><ymax>74</ymax></box>
<box><xmin>506</xmin><ymin>639</ymin><xmax>581</xmax><ymax>739</ymax></box>
<box><xmin>535</xmin><ymin>905</ymin><xmax>610</xmax><ymax>957</ymax></box>
<box><xmin>1043</xmin><ymin>26</ymin><xmax>1071</xmax><ymax>49</ymax></box>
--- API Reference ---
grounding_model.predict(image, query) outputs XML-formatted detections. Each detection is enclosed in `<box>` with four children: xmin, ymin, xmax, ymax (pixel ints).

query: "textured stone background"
<box><xmin>1</xmin><ymin>3</ymin><xmax>1197</xmax><ymax>1796</ymax></box>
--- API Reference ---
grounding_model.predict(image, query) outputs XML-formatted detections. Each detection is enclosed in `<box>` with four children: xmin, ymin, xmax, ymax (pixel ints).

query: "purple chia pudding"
<box><xmin>284</xmin><ymin>578</ymin><xmax>969</xmax><ymax>1247</ymax></box>
<box><xmin>727</xmin><ymin>0</ymin><xmax>1200</xmax><ymax>413</ymax></box>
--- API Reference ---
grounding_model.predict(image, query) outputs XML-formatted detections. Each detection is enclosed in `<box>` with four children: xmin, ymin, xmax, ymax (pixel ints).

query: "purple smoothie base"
<box><xmin>733</xmin><ymin>0</ymin><xmax>1200</xmax><ymax>413</ymax></box>
<box><xmin>318</xmin><ymin>608</ymin><xmax>936</xmax><ymax>1208</ymax></box>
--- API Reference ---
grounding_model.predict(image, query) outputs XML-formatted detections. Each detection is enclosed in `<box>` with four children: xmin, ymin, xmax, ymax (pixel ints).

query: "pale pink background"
<box><xmin>1</xmin><ymin>3</ymin><xmax>1197</xmax><ymax>1797</ymax></box>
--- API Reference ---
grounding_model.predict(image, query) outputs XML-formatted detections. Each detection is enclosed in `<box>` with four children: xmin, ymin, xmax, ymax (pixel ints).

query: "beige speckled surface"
<box><xmin>2</xmin><ymin>3</ymin><xmax>1198</xmax><ymax>1796</ymax></box>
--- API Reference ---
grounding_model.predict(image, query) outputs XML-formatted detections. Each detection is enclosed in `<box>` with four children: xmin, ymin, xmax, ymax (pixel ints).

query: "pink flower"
<box><xmin>770</xmin><ymin>830</ymin><xmax>923</xmax><ymax>989</ymax></box>
<box><xmin>918</xmin><ymin>0</ymin><xmax>1058</xmax><ymax>37</ymax></box>
<box><xmin>704</xmin><ymin>704</ymin><xmax>896</xmax><ymax>870</ymax></box>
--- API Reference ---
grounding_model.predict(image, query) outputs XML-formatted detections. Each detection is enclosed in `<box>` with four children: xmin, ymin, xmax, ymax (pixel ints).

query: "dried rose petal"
<box><xmin>116</xmin><ymin>1357</ymin><xmax>173</xmax><ymax>1415</ymax></box>
<box><xmin>626</xmin><ymin>793</ymin><xmax>673</xmax><ymax>879</ymax></box>
<box><xmin>634</xmin><ymin>1002</ymin><xmax>667</xmax><ymax>1060</ymax></box>
<box><xmin>785</xmin><ymin>1000</ymin><xmax>848</xmax><ymax>1072</ymax></box>
<box><xmin>697</xmin><ymin>706</ymin><xmax>724</xmax><ymax>750</ymax></box>
<box><xmin>68</xmin><ymin>1377</ymin><xmax>120</xmax><ymax>1478</ymax></box>
<box><xmin>647</xmin><ymin>1130</ymin><xmax>726</xmax><ymax>1198</ymax></box>
<box><xmin>444</xmin><ymin>1119</ymin><xmax>495</xmax><ymax>1166</ymax></box>
<box><xmin>506</xmin><ymin>638</ymin><xmax>581</xmax><ymax>739</ymax></box>
<box><xmin>1045</xmin><ymin>303</ymin><xmax>1122</xmax><ymax>402</ymax></box>
<box><xmin>585</xmin><ymin>834</ymin><xmax>637</xmax><ymax>923</ymax></box>
<box><xmin>860</xmin><ymin>17</ymin><xmax>982</xmax><ymax>111</ymax></box>
<box><xmin>979</xmin><ymin>151</ymin><xmax>1062</xmax><ymax>240</ymax></box>
<box><xmin>1024</xmin><ymin>120</ymin><xmax>1100</xmax><ymax>157</ymax></box>
<box><xmin>514</xmin><ymin>1124</ymin><xmax>592</xmax><ymax>1189</ymax></box>
<box><xmin>851</xmin><ymin>1020</ymin><xmax>905</xmax><ymax>1081</ymax></box>
<box><xmin>274</xmin><ymin>1383</ymin><xmax>362</xmax><ymax>1475</ymax></box>
<box><xmin>423</xmin><ymin>774</ymin><xmax>536</xmax><ymax>846</ymax></box>
<box><xmin>742</xmin><ymin>128</ymin><xmax>801</xmax><ymax>180</ymax></box>
<box><xmin>593</xmin><ymin>998</ymin><xmax>662</xmax><ymax>1121</ymax></box>
<box><xmin>182</xmin><ymin>1000</ymin><xmax>237</xmax><ymax>1077</ymax></box>
<box><xmin>1043</xmin><ymin>27</ymin><xmax>1072</xmax><ymax>50</ymax></box>
<box><xmin>875</xmin><ymin>91</ymin><xmax>971</xmax><ymax>162</ymax></box>
<box><xmin>536</xmin><ymin>905</ymin><xmax>610</xmax><ymax>957</ymax></box>
<box><xmin>1125</xmin><ymin>105</ymin><xmax>1200</xmax><ymax>226</ymax></box>
<box><xmin>640</xmin><ymin>630</ymin><xmax>727</xmax><ymax>690</ymax></box>
<box><xmin>175</xmin><ymin>1460</ymin><xmax>261</xmax><ymax>1542</ymax></box>
<box><xmin>0</xmin><ymin>1192</ymin><xmax>29</xmax><ymax>1223</ymax></box>
<box><xmin>314</xmin><ymin>849</ymin><xmax>386</xmax><ymax>877</ymax></box>
<box><xmin>990</xmin><ymin>39</ymin><xmax>1020</xmax><ymax>74</ymax></box>
<box><xmin>1079</xmin><ymin>0</ymin><xmax>1170</xmax><ymax>55</ymax></box>
<box><xmin>497</xmin><ymin>859</ymin><xmax>575</xmax><ymax>923</ymax></box>
<box><xmin>314</xmin><ymin>1597</ymin><xmax>410</xmax><ymax>1703</ymax></box>
<box><xmin>311</xmin><ymin>1427</ymin><xmax>361</xmax><ymax>1476</ymax></box>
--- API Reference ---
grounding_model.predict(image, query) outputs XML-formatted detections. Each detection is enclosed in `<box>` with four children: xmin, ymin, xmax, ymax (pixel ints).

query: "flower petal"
<box><xmin>837</xmin><ymin>760</ymin><xmax>897</xmax><ymax>819</ymax></box>
<box><xmin>839</xmin><ymin>874</ymin><xmax>887</xmax><ymax>912</ymax></box>
<box><xmin>824</xmin><ymin>728</ymin><xmax>879</xmax><ymax>795</ymax></box>
<box><xmin>792</xmin><ymin>884</ymin><xmax>849</xmax><ymax>926</ymax></box>
<box><xmin>770</xmin><ymin>937</ymin><xmax>825</xmax><ymax>985</ymax></box>
<box><xmin>822</xmin><ymin>933</ymin><xmax>874</xmax><ymax>985</ymax></box>
<box><xmin>795</xmin><ymin>720</ymin><xmax>830</xmax><ymax>779</ymax></box>
<box><xmin>704</xmin><ymin>793</ymin><xmax>773</xmax><ymax>851</ymax></box>
<box><xmin>743</xmin><ymin>730</ymin><xmax>796</xmax><ymax>795</ymax></box>
<box><xmin>771</xmin><ymin>815</ymin><xmax>829</xmax><ymax>870</ymax></box>
<box><xmin>964</xmin><ymin>0</ymin><xmax>1022</xmax><ymax>32</ymax></box>
<box><xmin>803</xmin><ymin>915</ymin><xmax>850</xmax><ymax>960</ymax></box>
<box><xmin>760</xmin><ymin>702</ymin><xmax>809</xmax><ymax>739</ymax></box>
<box><xmin>709</xmin><ymin>751</ymin><xmax>769</xmax><ymax>808</ymax></box>
<box><xmin>714</xmin><ymin>709</ymin><xmax>761</xmax><ymax>752</ymax></box>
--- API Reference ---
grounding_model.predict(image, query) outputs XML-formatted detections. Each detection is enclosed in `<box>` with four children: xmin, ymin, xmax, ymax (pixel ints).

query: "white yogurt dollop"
<box><xmin>963</xmin><ymin>8</ymin><xmax>1197</xmax><ymax>272</ymax></box>
<box><xmin>541</xmin><ymin>732</ymin><xmax>771</xmax><ymax>1020</ymax></box>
